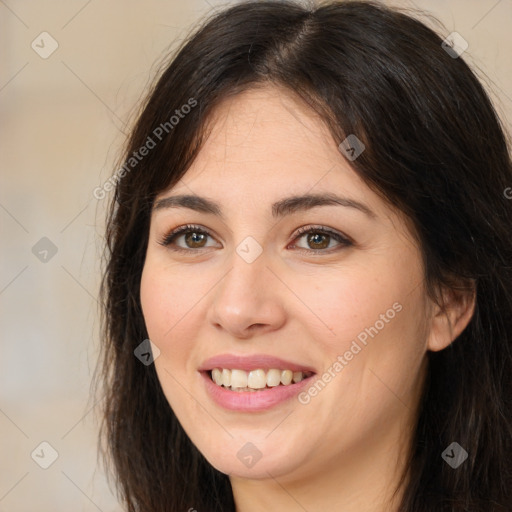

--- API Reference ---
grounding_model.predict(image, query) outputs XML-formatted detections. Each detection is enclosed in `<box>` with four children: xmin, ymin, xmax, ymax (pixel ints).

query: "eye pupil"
<box><xmin>308</xmin><ymin>233</ymin><xmax>329</xmax><ymax>249</ymax></box>
<box><xmin>185</xmin><ymin>231</ymin><xmax>207</xmax><ymax>248</ymax></box>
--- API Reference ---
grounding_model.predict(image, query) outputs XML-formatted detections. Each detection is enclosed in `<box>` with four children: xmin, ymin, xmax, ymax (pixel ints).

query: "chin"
<box><xmin>193</xmin><ymin>433</ymin><xmax>309</xmax><ymax>481</ymax></box>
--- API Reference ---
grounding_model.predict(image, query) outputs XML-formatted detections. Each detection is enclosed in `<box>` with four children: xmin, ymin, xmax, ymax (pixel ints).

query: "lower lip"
<box><xmin>201</xmin><ymin>371</ymin><xmax>315</xmax><ymax>412</ymax></box>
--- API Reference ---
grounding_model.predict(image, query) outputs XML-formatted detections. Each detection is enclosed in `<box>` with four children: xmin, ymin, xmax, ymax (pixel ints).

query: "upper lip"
<box><xmin>198</xmin><ymin>353</ymin><xmax>316</xmax><ymax>373</ymax></box>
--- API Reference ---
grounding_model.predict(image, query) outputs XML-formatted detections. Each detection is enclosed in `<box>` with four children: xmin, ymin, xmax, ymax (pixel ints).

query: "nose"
<box><xmin>206</xmin><ymin>247</ymin><xmax>287</xmax><ymax>339</ymax></box>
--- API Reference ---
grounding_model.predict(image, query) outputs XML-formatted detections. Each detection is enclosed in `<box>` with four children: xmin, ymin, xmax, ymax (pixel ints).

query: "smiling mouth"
<box><xmin>208</xmin><ymin>368</ymin><xmax>315</xmax><ymax>392</ymax></box>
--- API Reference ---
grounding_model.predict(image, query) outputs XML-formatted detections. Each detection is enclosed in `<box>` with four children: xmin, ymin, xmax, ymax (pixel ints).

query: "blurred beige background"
<box><xmin>1</xmin><ymin>0</ymin><xmax>510</xmax><ymax>510</ymax></box>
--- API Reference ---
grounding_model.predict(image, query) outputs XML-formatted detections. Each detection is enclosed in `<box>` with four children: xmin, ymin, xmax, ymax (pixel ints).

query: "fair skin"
<box><xmin>140</xmin><ymin>85</ymin><xmax>475</xmax><ymax>512</ymax></box>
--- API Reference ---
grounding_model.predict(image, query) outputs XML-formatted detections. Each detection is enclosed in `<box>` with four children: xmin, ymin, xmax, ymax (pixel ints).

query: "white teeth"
<box><xmin>280</xmin><ymin>370</ymin><xmax>293</xmax><ymax>385</ymax></box>
<box><xmin>209</xmin><ymin>368</ymin><xmax>312</xmax><ymax>390</ymax></box>
<box><xmin>212</xmin><ymin>368</ymin><xmax>223</xmax><ymax>385</ymax></box>
<box><xmin>221</xmin><ymin>369</ymin><xmax>231</xmax><ymax>387</ymax></box>
<box><xmin>230</xmin><ymin>369</ymin><xmax>248</xmax><ymax>388</ymax></box>
<box><xmin>266</xmin><ymin>369</ymin><xmax>281</xmax><ymax>387</ymax></box>
<box><xmin>247</xmin><ymin>369</ymin><xmax>267</xmax><ymax>389</ymax></box>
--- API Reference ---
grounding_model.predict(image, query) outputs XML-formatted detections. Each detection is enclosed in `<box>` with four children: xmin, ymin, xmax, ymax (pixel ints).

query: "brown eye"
<box><xmin>158</xmin><ymin>224</ymin><xmax>352</xmax><ymax>255</ymax></box>
<box><xmin>291</xmin><ymin>226</ymin><xmax>353</xmax><ymax>253</ymax></box>
<box><xmin>305</xmin><ymin>232</ymin><xmax>330</xmax><ymax>250</ymax></box>
<box><xmin>183</xmin><ymin>231</ymin><xmax>208</xmax><ymax>248</ymax></box>
<box><xmin>159</xmin><ymin>224</ymin><xmax>218</xmax><ymax>252</ymax></box>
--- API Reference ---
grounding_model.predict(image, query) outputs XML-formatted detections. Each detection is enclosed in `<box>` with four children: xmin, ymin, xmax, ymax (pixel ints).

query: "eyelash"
<box><xmin>158</xmin><ymin>223</ymin><xmax>353</xmax><ymax>255</ymax></box>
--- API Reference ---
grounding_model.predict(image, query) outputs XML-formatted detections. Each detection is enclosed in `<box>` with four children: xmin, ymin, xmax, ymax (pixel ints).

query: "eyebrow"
<box><xmin>153</xmin><ymin>192</ymin><xmax>376</xmax><ymax>219</ymax></box>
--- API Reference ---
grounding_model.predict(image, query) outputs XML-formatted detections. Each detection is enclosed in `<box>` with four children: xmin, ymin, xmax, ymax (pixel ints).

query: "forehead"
<box><xmin>168</xmin><ymin>87</ymin><xmax>364</xmax><ymax>198</ymax></box>
<box><xmin>157</xmin><ymin>85</ymin><xmax>408</xmax><ymax>232</ymax></box>
<box><xmin>191</xmin><ymin>85</ymin><xmax>339</xmax><ymax>177</ymax></box>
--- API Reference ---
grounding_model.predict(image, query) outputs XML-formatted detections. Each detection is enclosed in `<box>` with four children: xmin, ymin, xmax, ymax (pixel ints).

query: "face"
<box><xmin>140</xmin><ymin>85</ymin><xmax>433</xmax><ymax>485</ymax></box>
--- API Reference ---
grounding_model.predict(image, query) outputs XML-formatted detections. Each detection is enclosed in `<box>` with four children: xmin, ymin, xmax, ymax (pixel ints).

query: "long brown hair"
<box><xmin>95</xmin><ymin>1</ymin><xmax>512</xmax><ymax>510</ymax></box>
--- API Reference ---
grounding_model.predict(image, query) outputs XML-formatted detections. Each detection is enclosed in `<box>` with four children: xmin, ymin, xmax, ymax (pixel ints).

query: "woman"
<box><xmin>96</xmin><ymin>1</ymin><xmax>512</xmax><ymax>510</ymax></box>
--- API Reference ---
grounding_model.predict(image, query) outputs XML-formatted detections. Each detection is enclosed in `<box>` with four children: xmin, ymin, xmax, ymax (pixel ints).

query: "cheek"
<box><xmin>140</xmin><ymin>261</ymin><xmax>201</xmax><ymax>414</ymax></box>
<box><xmin>291</xmin><ymin>262</ymin><xmax>405</xmax><ymax>350</ymax></box>
<box><xmin>327</xmin><ymin>289</ymin><xmax>427</xmax><ymax>422</ymax></box>
<box><xmin>139</xmin><ymin>261</ymin><xmax>233</xmax><ymax>455</ymax></box>
<box><xmin>141</xmin><ymin>254</ymin><xmax>206</xmax><ymax>328</ymax></box>
<box><xmin>140</xmin><ymin>264</ymin><xmax>171</xmax><ymax>340</ymax></box>
<box><xmin>140</xmin><ymin>256</ymin><xmax>228</xmax><ymax>382</ymax></box>
<box><xmin>140</xmin><ymin>259</ymin><xmax>198</xmax><ymax>364</ymax></box>
<box><xmin>299</xmin><ymin>256</ymin><xmax>427</xmax><ymax>397</ymax></box>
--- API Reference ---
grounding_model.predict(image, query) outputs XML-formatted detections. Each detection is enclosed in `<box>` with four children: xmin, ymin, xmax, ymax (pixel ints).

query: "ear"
<box><xmin>427</xmin><ymin>281</ymin><xmax>476</xmax><ymax>352</ymax></box>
